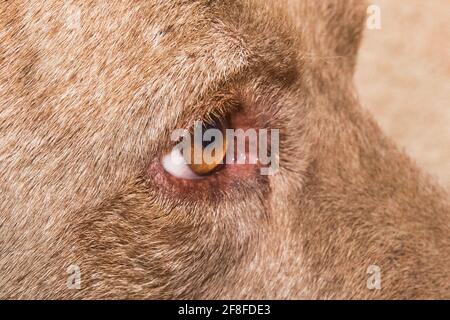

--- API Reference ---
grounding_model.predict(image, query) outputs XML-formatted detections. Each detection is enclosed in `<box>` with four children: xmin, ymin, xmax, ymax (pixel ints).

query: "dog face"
<box><xmin>1</xmin><ymin>1</ymin><xmax>449</xmax><ymax>299</ymax></box>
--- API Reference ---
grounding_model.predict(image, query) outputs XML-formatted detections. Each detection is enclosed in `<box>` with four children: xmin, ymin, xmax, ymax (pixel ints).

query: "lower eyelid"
<box><xmin>148</xmin><ymin>156</ymin><xmax>266</xmax><ymax>205</ymax></box>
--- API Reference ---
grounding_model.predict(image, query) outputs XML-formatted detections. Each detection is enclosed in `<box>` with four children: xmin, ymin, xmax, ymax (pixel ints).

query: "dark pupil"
<box><xmin>201</xmin><ymin>121</ymin><xmax>220</xmax><ymax>148</ymax></box>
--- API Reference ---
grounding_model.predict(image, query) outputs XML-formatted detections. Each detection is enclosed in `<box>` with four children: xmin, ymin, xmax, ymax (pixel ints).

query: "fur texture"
<box><xmin>0</xmin><ymin>0</ymin><xmax>449</xmax><ymax>299</ymax></box>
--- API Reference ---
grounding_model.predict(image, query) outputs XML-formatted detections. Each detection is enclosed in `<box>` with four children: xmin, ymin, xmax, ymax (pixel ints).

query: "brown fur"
<box><xmin>0</xmin><ymin>0</ymin><xmax>449</xmax><ymax>299</ymax></box>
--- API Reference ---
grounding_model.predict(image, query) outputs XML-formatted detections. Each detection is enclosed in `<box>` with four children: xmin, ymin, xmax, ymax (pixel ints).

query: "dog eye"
<box><xmin>161</xmin><ymin>119</ymin><xmax>228</xmax><ymax>180</ymax></box>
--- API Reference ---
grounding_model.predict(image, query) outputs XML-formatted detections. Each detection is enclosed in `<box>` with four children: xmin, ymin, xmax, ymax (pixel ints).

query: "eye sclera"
<box><xmin>161</xmin><ymin>147</ymin><xmax>203</xmax><ymax>180</ymax></box>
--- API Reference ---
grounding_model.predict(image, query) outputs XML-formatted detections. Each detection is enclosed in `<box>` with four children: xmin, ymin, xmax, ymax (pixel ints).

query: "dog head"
<box><xmin>1</xmin><ymin>0</ymin><xmax>448</xmax><ymax>299</ymax></box>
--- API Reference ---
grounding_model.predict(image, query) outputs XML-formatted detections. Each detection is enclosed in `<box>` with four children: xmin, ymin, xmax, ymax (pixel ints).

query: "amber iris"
<box><xmin>187</xmin><ymin>120</ymin><xmax>228</xmax><ymax>176</ymax></box>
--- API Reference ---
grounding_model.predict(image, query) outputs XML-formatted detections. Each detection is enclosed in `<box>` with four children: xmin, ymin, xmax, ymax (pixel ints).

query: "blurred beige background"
<box><xmin>355</xmin><ymin>0</ymin><xmax>450</xmax><ymax>191</ymax></box>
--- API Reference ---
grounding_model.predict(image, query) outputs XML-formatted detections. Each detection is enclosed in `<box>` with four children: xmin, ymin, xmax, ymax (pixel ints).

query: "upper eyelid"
<box><xmin>157</xmin><ymin>90</ymin><xmax>242</xmax><ymax>157</ymax></box>
<box><xmin>181</xmin><ymin>100</ymin><xmax>237</xmax><ymax>136</ymax></box>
